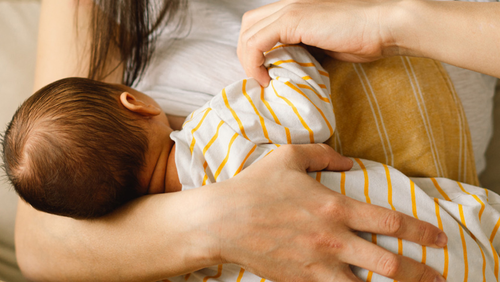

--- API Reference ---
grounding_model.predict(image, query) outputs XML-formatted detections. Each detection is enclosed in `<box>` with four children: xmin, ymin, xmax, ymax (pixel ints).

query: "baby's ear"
<box><xmin>119</xmin><ymin>92</ymin><xmax>162</xmax><ymax>116</ymax></box>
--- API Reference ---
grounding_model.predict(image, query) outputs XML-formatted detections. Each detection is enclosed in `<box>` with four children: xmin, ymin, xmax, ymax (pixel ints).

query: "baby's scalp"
<box><xmin>2</xmin><ymin>77</ymin><xmax>150</xmax><ymax>219</ymax></box>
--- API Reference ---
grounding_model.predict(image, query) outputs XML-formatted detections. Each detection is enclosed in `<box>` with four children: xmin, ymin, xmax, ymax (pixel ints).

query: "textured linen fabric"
<box><xmin>324</xmin><ymin>57</ymin><xmax>479</xmax><ymax>186</ymax></box>
<box><xmin>168</xmin><ymin>45</ymin><xmax>499</xmax><ymax>282</ymax></box>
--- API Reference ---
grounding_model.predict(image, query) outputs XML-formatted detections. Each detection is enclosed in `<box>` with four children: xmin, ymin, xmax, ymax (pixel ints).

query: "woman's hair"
<box><xmin>87</xmin><ymin>0</ymin><xmax>187</xmax><ymax>86</ymax></box>
<box><xmin>2</xmin><ymin>77</ymin><xmax>149</xmax><ymax>219</ymax></box>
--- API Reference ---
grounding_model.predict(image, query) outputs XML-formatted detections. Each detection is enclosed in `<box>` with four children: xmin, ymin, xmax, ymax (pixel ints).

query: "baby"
<box><xmin>3</xmin><ymin>45</ymin><xmax>500</xmax><ymax>281</ymax></box>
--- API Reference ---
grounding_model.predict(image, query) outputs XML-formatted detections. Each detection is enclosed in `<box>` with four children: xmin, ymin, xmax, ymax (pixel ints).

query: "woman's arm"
<box><xmin>238</xmin><ymin>0</ymin><xmax>500</xmax><ymax>86</ymax></box>
<box><xmin>17</xmin><ymin>1</ymin><xmax>446</xmax><ymax>281</ymax></box>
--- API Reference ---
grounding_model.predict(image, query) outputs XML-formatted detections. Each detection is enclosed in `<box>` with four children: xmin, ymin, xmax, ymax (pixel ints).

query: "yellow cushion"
<box><xmin>323</xmin><ymin>57</ymin><xmax>479</xmax><ymax>186</ymax></box>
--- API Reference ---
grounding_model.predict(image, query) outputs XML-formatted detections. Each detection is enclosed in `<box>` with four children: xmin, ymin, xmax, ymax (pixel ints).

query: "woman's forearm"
<box><xmin>392</xmin><ymin>0</ymin><xmax>500</xmax><ymax>78</ymax></box>
<box><xmin>16</xmin><ymin>189</ymin><xmax>220</xmax><ymax>281</ymax></box>
<box><xmin>34</xmin><ymin>0</ymin><xmax>122</xmax><ymax>91</ymax></box>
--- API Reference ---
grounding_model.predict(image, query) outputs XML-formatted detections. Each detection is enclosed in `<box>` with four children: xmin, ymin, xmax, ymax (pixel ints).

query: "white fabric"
<box><xmin>171</xmin><ymin>45</ymin><xmax>333</xmax><ymax>189</ymax></box>
<box><xmin>136</xmin><ymin>0</ymin><xmax>498</xmax><ymax>175</ymax></box>
<box><xmin>170</xmin><ymin>45</ymin><xmax>500</xmax><ymax>282</ymax></box>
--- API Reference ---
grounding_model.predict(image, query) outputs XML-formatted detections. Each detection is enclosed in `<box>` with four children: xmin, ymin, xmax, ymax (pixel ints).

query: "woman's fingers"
<box><xmin>238</xmin><ymin>2</ymin><xmax>301</xmax><ymax>86</ymax></box>
<box><xmin>273</xmin><ymin>144</ymin><xmax>353</xmax><ymax>173</ymax></box>
<box><xmin>344</xmin><ymin>198</ymin><xmax>448</xmax><ymax>248</ymax></box>
<box><xmin>238</xmin><ymin>0</ymin><xmax>394</xmax><ymax>86</ymax></box>
<box><xmin>344</xmin><ymin>236</ymin><xmax>445</xmax><ymax>282</ymax></box>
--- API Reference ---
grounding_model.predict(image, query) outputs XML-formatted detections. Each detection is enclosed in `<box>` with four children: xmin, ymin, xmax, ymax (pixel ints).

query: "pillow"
<box><xmin>323</xmin><ymin>57</ymin><xmax>479</xmax><ymax>186</ymax></box>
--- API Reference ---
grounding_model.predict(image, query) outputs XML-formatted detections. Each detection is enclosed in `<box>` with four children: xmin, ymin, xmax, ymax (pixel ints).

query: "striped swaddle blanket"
<box><xmin>169</xmin><ymin>45</ymin><xmax>499</xmax><ymax>281</ymax></box>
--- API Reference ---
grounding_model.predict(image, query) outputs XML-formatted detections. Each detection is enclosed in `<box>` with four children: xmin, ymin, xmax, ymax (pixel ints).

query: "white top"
<box><xmin>135</xmin><ymin>0</ymin><xmax>498</xmax><ymax>173</ymax></box>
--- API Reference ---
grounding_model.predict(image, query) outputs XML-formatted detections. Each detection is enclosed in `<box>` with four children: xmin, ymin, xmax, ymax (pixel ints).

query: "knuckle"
<box><xmin>380</xmin><ymin>212</ymin><xmax>404</xmax><ymax>235</ymax></box>
<box><xmin>241</xmin><ymin>10</ymin><xmax>254</xmax><ymax>24</ymax></box>
<box><xmin>240</xmin><ymin>30</ymin><xmax>253</xmax><ymax>46</ymax></box>
<box><xmin>377</xmin><ymin>252</ymin><xmax>400</xmax><ymax>278</ymax></box>
<box><xmin>309</xmin><ymin>231</ymin><xmax>344</xmax><ymax>252</ymax></box>
<box><xmin>417</xmin><ymin>222</ymin><xmax>433</xmax><ymax>244</ymax></box>
<box><xmin>318</xmin><ymin>197</ymin><xmax>345</xmax><ymax>219</ymax></box>
<box><xmin>281</xmin><ymin>3</ymin><xmax>302</xmax><ymax>19</ymax></box>
<box><xmin>278</xmin><ymin>144</ymin><xmax>299</xmax><ymax>157</ymax></box>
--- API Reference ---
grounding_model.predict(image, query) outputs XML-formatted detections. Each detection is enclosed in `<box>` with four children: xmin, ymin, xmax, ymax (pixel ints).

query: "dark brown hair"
<box><xmin>86</xmin><ymin>0</ymin><xmax>187</xmax><ymax>85</ymax></box>
<box><xmin>2</xmin><ymin>77</ymin><xmax>149</xmax><ymax>219</ymax></box>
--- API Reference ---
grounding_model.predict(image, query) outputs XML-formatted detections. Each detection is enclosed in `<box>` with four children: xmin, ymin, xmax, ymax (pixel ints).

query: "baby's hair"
<box><xmin>1</xmin><ymin>77</ymin><xmax>148</xmax><ymax>219</ymax></box>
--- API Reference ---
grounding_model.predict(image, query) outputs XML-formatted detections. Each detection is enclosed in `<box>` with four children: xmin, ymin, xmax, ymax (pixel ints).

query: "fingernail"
<box><xmin>434</xmin><ymin>275</ymin><xmax>446</xmax><ymax>282</ymax></box>
<box><xmin>435</xmin><ymin>232</ymin><xmax>447</xmax><ymax>247</ymax></box>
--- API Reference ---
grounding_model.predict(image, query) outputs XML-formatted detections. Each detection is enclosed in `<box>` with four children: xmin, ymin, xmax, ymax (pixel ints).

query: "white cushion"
<box><xmin>0</xmin><ymin>1</ymin><xmax>39</xmax><ymax>281</ymax></box>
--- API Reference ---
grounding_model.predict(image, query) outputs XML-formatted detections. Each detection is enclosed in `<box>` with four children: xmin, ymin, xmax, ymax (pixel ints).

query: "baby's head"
<box><xmin>2</xmin><ymin>77</ymin><xmax>156</xmax><ymax>219</ymax></box>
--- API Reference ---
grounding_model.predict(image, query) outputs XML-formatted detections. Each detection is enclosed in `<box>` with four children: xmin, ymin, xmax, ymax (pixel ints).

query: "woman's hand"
<box><xmin>209</xmin><ymin>144</ymin><xmax>447</xmax><ymax>282</ymax></box>
<box><xmin>238</xmin><ymin>0</ymin><xmax>500</xmax><ymax>85</ymax></box>
<box><xmin>238</xmin><ymin>0</ymin><xmax>399</xmax><ymax>86</ymax></box>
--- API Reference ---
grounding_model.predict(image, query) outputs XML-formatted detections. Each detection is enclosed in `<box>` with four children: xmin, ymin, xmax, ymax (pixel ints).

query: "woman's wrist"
<box><xmin>380</xmin><ymin>0</ymin><xmax>427</xmax><ymax>59</ymax></box>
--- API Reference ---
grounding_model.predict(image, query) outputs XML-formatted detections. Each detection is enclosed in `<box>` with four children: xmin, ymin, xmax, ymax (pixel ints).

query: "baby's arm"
<box><xmin>212</xmin><ymin>44</ymin><xmax>335</xmax><ymax>145</ymax></box>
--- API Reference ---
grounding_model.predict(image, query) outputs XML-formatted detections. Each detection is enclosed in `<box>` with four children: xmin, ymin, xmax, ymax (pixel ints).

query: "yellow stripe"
<box><xmin>422</xmin><ymin>245</ymin><xmax>427</xmax><ymax>264</ymax></box>
<box><xmin>242</xmin><ymin>80</ymin><xmax>272</xmax><ymax>143</ymax></box>
<box><xmin>458</xmin><ymin>204</ymin><xmax>471</xmax><ymax>282</ymax></box>
<box><xmin>433</xmin><ymin>198</ymin><xmax>448</xmax><ymax>279</ymax></box>
<box><xmin>383</xmin><ymin>164</ymin><xmax>402</xmax><ymax>269</ymax></box>
<box><xmin>189</xmin><ymin>108</ymin><xmax>212</xmax><ymax>154</ymax></box>
<box><xmin>340</xmin><ymin>172</ymin><xmax>346</xmax><ymax>195</ymax></box>
<box><xmin>260</xmin><ymin>87</ymin><xmax>292</xmax><ymax>144</ymax></box>
<box><xmin>489</xmin><ymin>217</ymin><xmax>500</xmax><ymax>281</ymax></box>
<box><xmin>260</xmin><ymin>279</ymin><xmax>266</xmax><ymax>282</ymax></box>
<box><xmin>202</xmin><ymin>161</ymin><xmax>209</xmax><ymax>186</ymax></box>
<box><xmin>315</xmin><ymin>171</ymin><xmax>322</xmax><ymax>182</ymax></box>
<box><xmin>284</xmin><ymin>81</ymin><xmax>334</xmax><ymax>136</ymax></box>
<box><xmin>264</xmin><ymin>150</ymin><xmax>274</xmax><ymax>157</ymax></box>
<box><xmin>234</xmin><ymin>144</ymin><xmax>257</xmax><ymax>176</ymax></box>
<box><xmin>236</xmin><ymin>268</ymin><xmax>245</xmax><ymax>282</ymax></box>
<box><xmin>319</xmin><ymin>84</ymin><xmax>327</xmax><ymax>89</ymax></box>
<box><xmin>383</xmin><ymin>165</ymin><xmax>395</xmax><ymax>211</ymax></box>
<box><xmin>271</xmin><ymin>81</ymin><xmax>314</xmax><ymax>143</ymax></box>
<box><xmin>318</xmin><ymin>69</ymin><xmax>329</xmax><ymax>77</ymax></box>
<box><xmin>411</xmin><ymin>181</ymin><xmax>418</xmax><ymax>219</ymax></box>
<box><xmin>366</xmin><ymin>233</ymin><xmax>377</xmax><ymax>282</ymax></box>
<box><xmin>457</xmin><ymin>181</ymin><xmax>485</xmax><ymax>221</ymax></box>
<box><xmin>222</xmin><ymin>88</ymin><xmax>249</xmax><ymax>140</ymax></box>
<box><xmin>296</xmin><ymin>83</ymin><xmax>331</xmax><ymax>103</ymax></box>
<box><xmin>203</xmin><ymin>265</ymin><xmax>223</xmax><ymax>282</ymax></box>
<box><xmin>490</xmin><ymin>240</ymin><xmax>500</xmax><ymax>282</ymax></box>
<box><xmin>491</xmin><ymin>218</ymin><xmax>500</xmax><ymax>242</ymax></box>
<box><xmin>182</xmin><ymin>111</ymin><xmax>197</xmax><ymax>128</ymax></box>
<box><xmin>214</xmin><ymin>133</ymin><xmax>238</xmax><ymax>181</ymax></box>
<box><xmin>410</xmin><ymin>180</ymin><xmax>427</xmax><ymax>264</ymax></box>
<box><xmin>458</xmin><ymin>222</ymin><xmax>469</xmax><ymax>282</ymax></box>
<box><xmin>398</xmin><ymin>238</ymin><xmax>403</xmax><ymax>256</ymax></box>
<box><xmin>272</xmin><ymin>59</ymin><xmax>315</xmax><ymax>67</ymax></box>
<box><xmin>431</xmin><ymin>178</ymin><xmax>451</xmax><ymax>201</ymax></box>
<box><xmin>354</xmin><ymin>158</ymin><xmax>370</xmax><ymax>204</ymax></box>
<box><xmin>302</xmin><ymin>75</ymin><xmax>312</xmax><ymax>80</ymax></box>
<box><xmin>203</xmin><ymin>121</ymin><xmax>225</xmax><ymax>155</ymax></box>
<box><xmin>479</xmin><ymin>246</ymin><xmax>487</xmax><ymax>282</ymax></box>
<box><xmin>259</xmin><ymin>86</ymin><xmax>292</xmax><ymax>143</ymax></box>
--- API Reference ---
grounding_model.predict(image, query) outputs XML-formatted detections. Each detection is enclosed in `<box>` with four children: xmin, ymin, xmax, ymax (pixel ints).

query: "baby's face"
<box><xmin>117</xmin><ymin>85</ymin><xmax>176</xmax><ymax>195</ymax></box>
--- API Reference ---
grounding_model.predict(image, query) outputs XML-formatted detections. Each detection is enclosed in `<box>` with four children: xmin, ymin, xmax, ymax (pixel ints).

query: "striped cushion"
<box><xmin>323</xmin><ymin>57</ymin><xmax>479</xmax><ymax>186</ymax></box>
